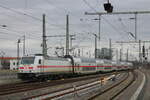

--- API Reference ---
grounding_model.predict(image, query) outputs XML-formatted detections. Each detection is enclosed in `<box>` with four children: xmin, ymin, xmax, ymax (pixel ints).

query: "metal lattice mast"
<box><xmin>42</xmin><ymin>14</ymin><xmax>47</xmax><ymax>57</ymax></box>
<box><xmin>66</xmin><ymin>15</ymin><xmax>69</xmax><ymax>56</ymax></box>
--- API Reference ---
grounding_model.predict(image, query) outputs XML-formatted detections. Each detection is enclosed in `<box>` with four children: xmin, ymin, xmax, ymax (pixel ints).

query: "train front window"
<box><xmin>21</xmin><ymin>57</ymin><xmax>35</xmax><ymax>64</ymax></box>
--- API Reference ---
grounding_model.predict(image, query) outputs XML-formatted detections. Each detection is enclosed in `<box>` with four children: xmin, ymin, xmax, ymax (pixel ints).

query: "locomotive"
<box><xmin>17</xmin><ymin>54</ymin><xmax>133</xmax><ymax>80</ymax></box>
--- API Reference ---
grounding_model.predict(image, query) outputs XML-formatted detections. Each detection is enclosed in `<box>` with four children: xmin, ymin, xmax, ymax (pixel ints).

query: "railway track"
<box><xmin>0</xmin><ymin>72</ymin><xmax>124</xmax><ymax>98</ymax></box>
<box><xmin>87</xmin><ymin>71</ymin><xmax>136</xmax><ymax>100</ymax></box>
<box><xmin>22</xmin><ymin>72</ymin><xmax>128</xmax><ymax>100</ymax></box>
<box><xmin>24</xmin><ymin>71</ymin><xmax>132</xmax><ymax>100</ymax></box>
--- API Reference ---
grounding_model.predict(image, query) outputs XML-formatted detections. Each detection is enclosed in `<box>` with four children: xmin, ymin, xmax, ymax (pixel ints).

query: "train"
<box><xmin>17</xmin><ymin>54</ymin><xmax>133</xmax><ymax>81</ymax></box>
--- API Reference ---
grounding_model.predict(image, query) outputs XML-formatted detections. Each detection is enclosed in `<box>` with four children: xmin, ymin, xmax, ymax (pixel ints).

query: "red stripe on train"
<box><xmin>19</xmin><ymin>67</ymin><xmax>24</xmax><ymax>69</ymax></box>
<box><xmin>37</xmin><ymin>65</ymin><xmax>115</xmax><ymax>68</ymax></box>
<box><xmin>19</xmin><ymin>66</ymin><xmax>128</xmax><ymax>69</ymax></box>
<box><xmin>28</xmin><ymin>67</ymin><xmax>33</xmax><ymax>69</ymax></box>
<box><xmin>19</xmin><ymin>67</ymin><xmax>33</xmax><ymax>69</ymax></box>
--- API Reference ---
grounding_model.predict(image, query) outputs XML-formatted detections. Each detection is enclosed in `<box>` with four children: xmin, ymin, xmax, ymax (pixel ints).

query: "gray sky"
<box><xmin>0</xmin><ymin>0</ymin><xmax>150</xmax><ymax>60</ymax></box>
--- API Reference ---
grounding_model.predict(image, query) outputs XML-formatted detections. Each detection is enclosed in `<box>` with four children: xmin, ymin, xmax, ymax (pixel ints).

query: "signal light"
<box><xmin>103</xmin><ymin>2</ymin><xmax>113</xmax><ymax>13</ymax></box>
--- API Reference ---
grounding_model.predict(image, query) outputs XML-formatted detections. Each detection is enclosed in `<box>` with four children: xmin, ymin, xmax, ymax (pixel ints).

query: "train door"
<box><xmin>74</xmin><ymin>63</ymin><xmax>80</xmax><ymax>73</ymax></box>
<box><xmin>35</xmin><ymin>56</ymin><xmax>44</xmax><ymax>73</ymax></box>
<box><xmin>38</xmin><ymin>58</ymin><xmax>43</xmax><ymax>73</ymax></box>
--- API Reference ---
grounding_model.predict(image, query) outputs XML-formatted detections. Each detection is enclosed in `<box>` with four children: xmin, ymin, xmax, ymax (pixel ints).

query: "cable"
<box><xmin>82</xmin><ymin>0</ymin><xmax>97</xmax><ymax>12</ymax></box>
<box><xmin>101</xmin><ymin>16</ymin><xmax>127</xmax><ymax>40</ymax></box>
<box><xmin>0</xmin><ymin>4</ymin><xmax>42</xmax><ymax>21</ymax></box>
<box><xmin>44</xmin><ymin>0</ymin><xmax>68</xmax><ymax>13</ymax></box>
<box><xmin>42</xmin><ymin>0</ymin><xmax>86</xmax><ymax>31</ymax></box>
<box><xmin>0</xmin><ymin>4</ymin><xmax>66</xmax><ymax>30</ymax></box>
<box><xmin>0</xmin><ymin>28</ymin><xmax>41</xmax><ymax>40</ymax></box>
<box><xmin>0</xmin><ymin>31</ymin><xmax>9</xmax><ymax>35</ymax></box>
<box><xmin>118</xmin><ymin>17</ymin><xmax>128</xmax><ymax>31</ymax></box>
<box><xmin>82</xmin><ymin>0</ymin><xmax>121</xmax><ymax>37</ymax></box>
<box><xmin>82</xmin><ymin>0</ymin><xmax>131</xmax><ymax>41</ymax></box>
<box><xmin>117</xmin><ymin>17</ymin><xmax>135</xmax><ymax>41</ymax></box>
<box><xmin>0</xmin><ymin>37</ymin><xmax>14</xmax><ymax>40</ymax></box>
<box><xmin>81</xmin><ymin>0</ymin><xmax>137</xmax><ymax>52</ymax></box>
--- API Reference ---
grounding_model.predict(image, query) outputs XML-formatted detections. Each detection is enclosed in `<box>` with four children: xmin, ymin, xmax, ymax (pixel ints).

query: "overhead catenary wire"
<box><xmin>0</xmin><ymin>37</ymin><xmax>14</xmax><ymax>40</ymax></box>
<box><xmin>0</xmin><ymin>4</ymin><xmax>67</xmax><ymax>30</ymax></box>
<box><xmin>82</xmin><ymin>0</ymin><xmax>97</xmax><ymax>12</ymax></box>
<box><xmin>0</xmin><ymin>7</ymin><xmax>67</xmax><ymax>44</ymax></box>
<box><xmin>117</xmin><ymin>17</ymin><xmax>135</xmax><ymax>41</ymax></box>
<box><xmin>102</xmin><ymin>16</ymin><xmax>128</xmax><ymax>40</ymax></box>
<box><xmin>82</xmin><ymin>0</ymin><xmax>137</xmax><ymax>57</ymax></box>
<box><xmin>0</xmin><ymin>28</ymin><xmax>41</xmax><ymax>40</ymax></box>
<box><xmin>43</xmin><ymin>0</ymin><xmax>68</xmax><ymax>13</ymax></box>
<box><xmin>42</xmin><ymin>0</ymin><xmax>91</xmax><ymax>33</ymax></box>
<box><xmin>42</xmin><ymin>0</ymin><xmax>105</xmax><ymax>46</ymax></box>
<box><xmin>82</xmin><ymin>0</ymin><xmax>129</xmax><ymax>41</ymax></box>
<box><xmin>38</xmin><ymin>0</ymin><xmax>96</xmax><ymax>47</ymax></box>
<box><xmin>0</xmin><ymin>4</ymin><xmax>66</xmax><ymax>52</ymax></box>
<box><xmin>0</xmin><ymin>4</ymin><xmax>42</xmax><ymax>21</ymax></box>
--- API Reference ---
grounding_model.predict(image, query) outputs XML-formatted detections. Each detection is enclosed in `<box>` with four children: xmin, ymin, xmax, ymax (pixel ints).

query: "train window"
<box><xmin>78</xmin><ymin>64</ymin><xmax>80</xmax><ymax>70</ymax></box>
<box><xmin>21</xmin><ymin>57</ymin><xmax>35</xmax><ymax>64</ymax></box>
<box><xmin>17</xmin><ymin>62</ymin><xmax>19</xmax><ymax>66</ymax></box>
<box><xmin>39</xmin><ymin>59</ymin><xmax>41</xmax><ymax>64</ymax></box>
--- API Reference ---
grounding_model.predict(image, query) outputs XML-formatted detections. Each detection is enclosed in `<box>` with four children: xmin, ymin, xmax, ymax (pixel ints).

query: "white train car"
<box><xmin>18</xmin><ymin>54</ymin><xmax>133</xmax><ymax>80</ymax></box>
<box><xmin>18</xmin><ymin>55</ymin><xmax>73</xmax><ymax>80</ymax></box>
<box><xmin>102</xmin><ymin>60</ymin><xmax>113</xmax><ymax>72</ymax></box>
<box><xmin>111</xmin><ymin>61</ymin><xmax>118</xmax><ymax>71</ymax></box>
<box><xmin>73</xmin><ymin>57</ymin><xmax>97</xmax><ymax>74</ymax></box>
<box><xmin>96</xmin><ymin>59</ymin><xmax>105</xmax><ymax>72</ymax></box>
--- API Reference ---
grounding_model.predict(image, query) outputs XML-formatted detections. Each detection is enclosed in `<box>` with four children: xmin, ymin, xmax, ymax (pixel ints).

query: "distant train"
<box><xmin>17</xmin><ymin>54</ymin><xmax>133</xmax><ymax>80</ymax></box>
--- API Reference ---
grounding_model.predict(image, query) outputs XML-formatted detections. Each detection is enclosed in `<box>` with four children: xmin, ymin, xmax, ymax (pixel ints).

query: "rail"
<box><xmin>23</xmin><ymin>72</ymin><xmax>128</xmax><ymax>100</ymax></box>
<box><xmin>0</xmin><ymin>72</ymin><xmax>123</xmax><ymax>98</ymax></box>
<box><xmin>87</xmin><ymin>71</ymin><xmax>136</xmax><ymax>100</ymax></box>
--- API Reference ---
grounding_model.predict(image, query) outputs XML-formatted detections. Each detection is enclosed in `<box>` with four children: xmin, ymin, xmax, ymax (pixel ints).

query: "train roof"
<box><xmin>74</xmin><ymin>57</ymin><xmax>96</xmax><ymax>63</ymax></box>
<box><xmin>45</xmin><ymin>57</ymin><xmax>69</xmax><ymax>61</ymax></box>
<box><xmin>81</xmin><ymin>58</ymin><xmax>96</xmax><ymax>63</ymax></box>
<box><xmin>23</xmin><ymin>55</ymin><xmax>69</xmax><ymax>61</ymax></box>
<box><xmin>102</xmin><ymin>59</ymin><xmax>112</xmax><ymax>64</ymax></box>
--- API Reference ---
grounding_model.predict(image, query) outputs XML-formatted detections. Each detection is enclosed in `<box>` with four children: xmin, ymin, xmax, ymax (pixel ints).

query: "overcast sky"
<box><xmin>0</xmin><ymin>0</ymin><xmax>150</xmax><ymax>60</ymax></box>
